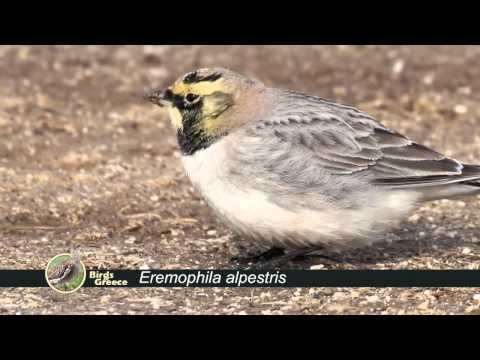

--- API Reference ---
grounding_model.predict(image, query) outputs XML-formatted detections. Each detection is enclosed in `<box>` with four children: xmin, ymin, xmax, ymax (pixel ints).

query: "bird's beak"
<box><xmin>144</xmin><ymin>88</ymin><xmax>173</xmax><ymax>107</ymax></box>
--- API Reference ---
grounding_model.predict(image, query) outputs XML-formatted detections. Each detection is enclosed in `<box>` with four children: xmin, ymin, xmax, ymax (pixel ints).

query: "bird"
<box><xmin>48</xmin><ymin>251</ymin><xmax>82</xmax><ymax>289</ymax></box>
<box><xmin>145</xmin><ymin>67</ymin><xmax>480</xmax><ymax>263</ymax></box>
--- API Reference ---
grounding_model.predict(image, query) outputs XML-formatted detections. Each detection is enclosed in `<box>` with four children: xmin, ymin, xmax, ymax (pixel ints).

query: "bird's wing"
<box><xmin>248</xmin><ymin>93</ymin><xmax>480</xmax><ymax>188</ymax></box>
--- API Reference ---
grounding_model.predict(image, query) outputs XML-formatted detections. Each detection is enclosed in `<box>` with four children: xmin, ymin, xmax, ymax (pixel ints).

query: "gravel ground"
<box><xmin>1</xmin><ymin>45</ymin><xmax>480</xmax><ymax>314</ymax></box>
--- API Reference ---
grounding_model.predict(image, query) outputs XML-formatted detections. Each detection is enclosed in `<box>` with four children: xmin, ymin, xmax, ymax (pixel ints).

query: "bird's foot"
<box><xmin>231</xmin><ymin>248</ymin><xmax>312</xmax><ymax>269</ymax></box>
<box><xmin>247</xmin><ymin>249</ymin><xmax>318</xmax><ymax>270</ymax></box>
<box><xmin>231</xmin><ymin>247</ymin><xmax>286</xmax><ymax>263</ymax></box>
<box><xmin>231</xmin><ymin>245</ymin><xmax>345</xmax><ymax>269</ymax></box>
<box><xmin>235</xmin><ymin>248</ymin><xmax>345</xmax><ymax>270</ymax></box>
<box><xmin>307</xmin><ymin>250</ymin><xmax>344</xmax><ymax>264</ymax></box>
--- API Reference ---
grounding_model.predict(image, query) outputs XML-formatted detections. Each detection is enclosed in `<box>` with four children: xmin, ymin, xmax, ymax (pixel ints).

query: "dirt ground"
<box><xmin>1</xmin><ymin>45</ymin><xmax>480</xmax><ymax>314</ymax></box>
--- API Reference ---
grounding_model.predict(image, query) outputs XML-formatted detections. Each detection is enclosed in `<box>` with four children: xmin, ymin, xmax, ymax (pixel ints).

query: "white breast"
<box><xmin>181</xmin><ymin>139</ymin><xmax>419</xmax><ymax>250</ymax></box>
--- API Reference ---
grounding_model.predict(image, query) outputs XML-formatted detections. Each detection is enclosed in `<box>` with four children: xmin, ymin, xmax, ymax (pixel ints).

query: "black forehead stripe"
<box><xmin>201</xmin><ymin>72</ymin><xmax>223</xmax><ymax>82</ymax></box>
<box><xmin>183</xmin><ymin>72</ymin><xmax>198</xmax><ymax>83</ymax></box>
<box><xmin>183</xmin><ymin>71</ymin><xmax>222</xmax><ymax>84</ymax></box>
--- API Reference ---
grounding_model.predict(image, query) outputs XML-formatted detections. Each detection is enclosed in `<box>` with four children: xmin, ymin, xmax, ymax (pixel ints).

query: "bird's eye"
<box><xmin>185</xmin><ymin>93</ymin><xmax>200</xmax><ymax>104</ymax></box>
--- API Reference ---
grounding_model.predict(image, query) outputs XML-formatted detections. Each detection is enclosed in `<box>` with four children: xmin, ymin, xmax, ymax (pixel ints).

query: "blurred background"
<box><xmin>1</xmin><ymin>45</ymin><xmax>480</xmax><ymax>314</ymax></box>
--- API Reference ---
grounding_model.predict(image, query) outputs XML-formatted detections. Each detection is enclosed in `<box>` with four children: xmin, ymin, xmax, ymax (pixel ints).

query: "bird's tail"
<box><xmin>460</xmin><ymin>164</ymin><xmax>480</xmax><ymax>187</ymax></box>
<box><xmin>413</xmin><ymin>164</ymin><xmax>480</xmax><ymax>202</ymax></box>
<box><xmin>462</xmin><ymin>171</ymin><xmax>480</xmax><ymax>188</ymax></box>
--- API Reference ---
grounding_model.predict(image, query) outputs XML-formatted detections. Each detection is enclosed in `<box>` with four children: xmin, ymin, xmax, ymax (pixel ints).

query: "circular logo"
<box><xmin>45</xmin><ymin>252</ymin><xmax>86</xmax><ymax>294</ymax></box>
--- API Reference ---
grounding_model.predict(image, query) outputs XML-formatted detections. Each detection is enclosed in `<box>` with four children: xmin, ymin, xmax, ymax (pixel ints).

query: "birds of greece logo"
<box><xmin>45</xmin><ymin>252</ymin><xmax>86</xmax><ymax>294</ymax></box>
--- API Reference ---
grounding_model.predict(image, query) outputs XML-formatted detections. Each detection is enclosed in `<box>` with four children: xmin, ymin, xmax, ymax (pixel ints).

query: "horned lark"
<box><xmin>146</xmin><ymin>68</ymin><xmax>480</xmax><ymax>257</ymax></box>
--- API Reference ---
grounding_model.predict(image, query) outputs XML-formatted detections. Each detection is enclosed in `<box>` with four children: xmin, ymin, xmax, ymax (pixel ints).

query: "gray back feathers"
<box><xmin>227</xmin><ymin>89</ymin><xmax>480</xmax><ymax>203</ymax></box>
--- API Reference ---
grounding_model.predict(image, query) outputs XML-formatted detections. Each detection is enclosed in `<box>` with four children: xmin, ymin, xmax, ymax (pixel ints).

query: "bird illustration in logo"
<box><xmin>47</xmin><ymin>251</ymin><xmax>83</xmax><ymax>291</ymax></box>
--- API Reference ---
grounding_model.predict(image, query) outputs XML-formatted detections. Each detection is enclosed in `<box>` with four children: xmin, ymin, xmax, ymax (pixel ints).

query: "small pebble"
<box><xmin>457</xmin><ymin>86</ymin><xmax>472</xmax><ymax>95</ymax></box>
<box><xmin>454</xmin><ymin>104</ymin><xmax>468</xmax><ymax>115</ymax></box>
<box><xmin>447</xmin><ymin>231</ymin><xmax>457</xmax><ymax>239</ymax></box>
<box><xmin>423</xmin><ymin>73</ymin><xmax>435</xmax><ymax>85</ymax></box>
<box><xmin>408</xmin><ymin>214</ymin><xmax>420</xmax><ymax>223</ymax></box>
<box><xmin>332</xmin><ymin>292</ymin><xmax>346</xmax><ymax>300</ymax></box>
<box><xmin>392</xmin><ymin>60</ymin><xmax>405</xmax><ymax>75</ymax></box>
<box><xmin>125</xmin><ymin>236</ymin><xmax>136</xmax><ymax>244</ymax></box>
<box><xmin>418</xmin><ymin>301</ymin><xmax>430</xmax><ymax>311</ymax></box>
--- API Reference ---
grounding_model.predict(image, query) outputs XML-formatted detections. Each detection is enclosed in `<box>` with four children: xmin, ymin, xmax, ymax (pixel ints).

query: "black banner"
<box><xmin>3</xmin><ymin>269</ymin><xmax>480</xmax><ymax>288</ymax></box>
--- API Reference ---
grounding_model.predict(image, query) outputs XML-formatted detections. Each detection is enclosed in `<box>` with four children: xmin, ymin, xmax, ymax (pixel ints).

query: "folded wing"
<box><xmin>252</xmin><ymin>93</ymin><xmax>480</xmax><ymax>189</ymax></box>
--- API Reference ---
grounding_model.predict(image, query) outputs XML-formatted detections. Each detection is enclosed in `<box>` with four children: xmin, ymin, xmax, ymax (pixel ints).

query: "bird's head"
<box><xmin>70</xmin><ymin>250</ymin><xmax>82</xmax><ymax>264</ymax></box>
<box><xmin>145</xmin><ymin>67</ymin><xmax>268</xmax><ymax>155</ymax></box>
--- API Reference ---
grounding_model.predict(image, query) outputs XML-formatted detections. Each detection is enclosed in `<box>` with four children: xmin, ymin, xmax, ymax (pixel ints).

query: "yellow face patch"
<box><xmin>167</xmin><ymin>106</ymin><xmax>183</xmax><ymax>130</ymax></box>
<box><xmin>163</xmin><ymin>78</ymin><xmax>235</xmax><ymax>132</ymax></box>
<box><xmin>170</xmin><ymin>79</ymin><xmax>232</xmax><ymax>98</ymax></box>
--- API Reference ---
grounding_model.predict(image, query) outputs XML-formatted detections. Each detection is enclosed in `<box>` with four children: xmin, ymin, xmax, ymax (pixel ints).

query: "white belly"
<box><xmin>181</xmin><ymin>140</ymin><xmax>419</xmax><ymax>250</ymax></box>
